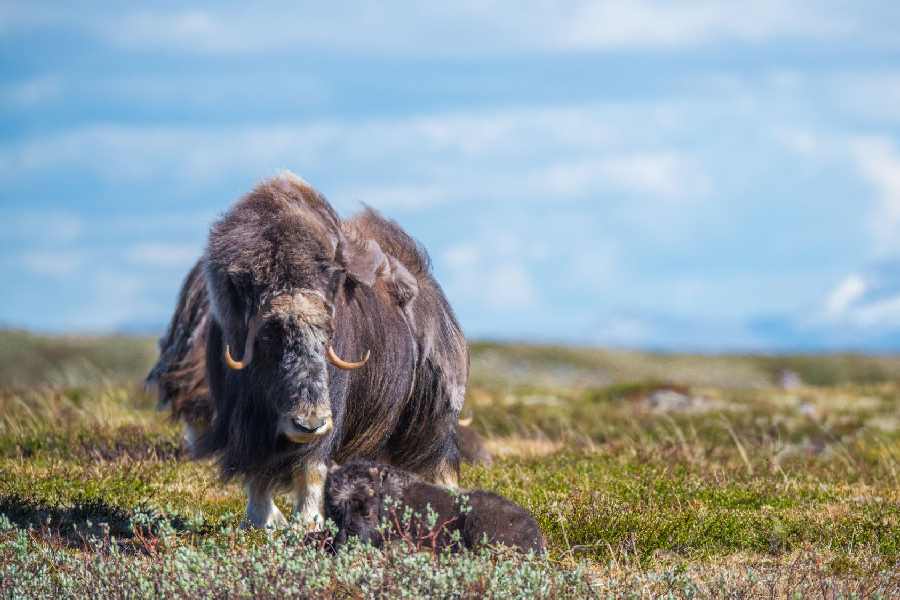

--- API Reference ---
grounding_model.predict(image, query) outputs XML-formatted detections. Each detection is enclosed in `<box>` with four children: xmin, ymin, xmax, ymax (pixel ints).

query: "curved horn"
<box><xmin>224</xmin><ymin>315</ymin><xmax>261</xmax><ymax>370</ymax></box>
<box><xmin>326</xmin><ymin>345</ymin><xmax>370</xmax><ymax>370</ymax></box>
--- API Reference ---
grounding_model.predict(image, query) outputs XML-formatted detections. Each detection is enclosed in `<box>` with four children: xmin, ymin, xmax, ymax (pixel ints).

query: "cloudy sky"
<box><xmin>2</xmin><ymin>1</ymin><xmax>900</xmax><ymax>350</ymax></box>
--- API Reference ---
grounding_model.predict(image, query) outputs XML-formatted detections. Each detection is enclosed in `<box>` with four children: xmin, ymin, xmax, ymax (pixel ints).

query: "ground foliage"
<box><xmin>1</xmin><ymin>330</ymin><xmax>899</xmax><ymax>598</ymax></box>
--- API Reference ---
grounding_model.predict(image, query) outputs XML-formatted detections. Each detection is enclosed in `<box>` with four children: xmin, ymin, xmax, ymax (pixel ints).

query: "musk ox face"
<box><xmin>247</xmin><ymin>290</ymin><xmax>336</xmax><ymax>442</ymax></box>
<box><xmin>327</xmin><ymin>470</ymin><xmax>383</xmax><ymax>547</ymax></box>
<box><xmin>206</xmin><ymin>270</ymin><xmax>346</xmax><ymax>444</ymax></box>
<box><xmin>325</xmin><ymin>461</ymin><xmax>409</xmax><ymax>548</ymax></box>
<box><xmin>204</xmin><ymin>173</ymin><xmax>379</xmax><ymax>445</ymax></box>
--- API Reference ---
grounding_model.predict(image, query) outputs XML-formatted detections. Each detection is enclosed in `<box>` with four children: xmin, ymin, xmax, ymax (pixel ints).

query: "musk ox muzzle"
<box><xmin>280</xmin><ymin>402</ymin><xmax>334</xmax><ymax>443</ymax></box>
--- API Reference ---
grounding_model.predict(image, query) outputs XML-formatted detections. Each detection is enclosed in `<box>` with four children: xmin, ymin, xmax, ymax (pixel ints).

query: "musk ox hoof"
<box><xmin>242</xmin><ymin>505</ymin><xmax>288</xmax><ymax>530</ymax></box>
<box><xmin>292</xmin><ymin>508</ymin><xmax>325</xmax><ymax>532</ymax></box>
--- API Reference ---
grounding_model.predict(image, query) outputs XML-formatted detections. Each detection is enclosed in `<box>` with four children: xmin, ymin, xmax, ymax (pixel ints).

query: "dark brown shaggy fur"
<box><xmin>147</xmin><ymin>173</ymin><xmax>468</xmax><ymax>522</ymax></box>
<box><xmin>146</xmin><ymin>261</ymin><xmax>211</xmax><ymax>433</ymax></box>
<box><xmin>325</xmin><ymin>460</ymin><xmax>544</xmax><ymax>554</ymax></box>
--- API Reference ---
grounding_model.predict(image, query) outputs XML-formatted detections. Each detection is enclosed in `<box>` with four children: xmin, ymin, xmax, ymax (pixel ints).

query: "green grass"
<box><xmin>1</xmin><ymin>331</ymin><xmax>900</xmax><ymax>597</ymax></box>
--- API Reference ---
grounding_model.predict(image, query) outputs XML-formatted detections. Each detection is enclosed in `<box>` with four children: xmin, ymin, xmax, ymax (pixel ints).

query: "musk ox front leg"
<box><xmin>293</xmin><ymin>459</ymin><xmax>328</xmax><ymax>528</ymax></box>
<box><xmin>243</xmin><ymin>478</ymin><xmax>287</xmax><ymax>529</ymax></box>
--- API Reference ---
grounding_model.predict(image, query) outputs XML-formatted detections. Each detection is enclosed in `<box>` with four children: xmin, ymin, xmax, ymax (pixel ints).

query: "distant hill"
<box><xmin>2</xmin><ymin>329</ymin><xmax>899</xmax><ymax>391</ymax></box>
<box><xmin>0</xmin><ymin>329</ymin><xmax>158</xmax><ymax>389</ymax></box>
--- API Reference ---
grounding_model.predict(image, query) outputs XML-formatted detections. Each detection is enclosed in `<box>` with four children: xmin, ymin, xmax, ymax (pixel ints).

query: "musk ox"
<box><xmin>325</xmin><ymin>460</ymin><xmax>545</xmax><ymax>554</ymax></box>
<box><xmin>147</xmin><ymin>172</ymin><xmax>468</xmax><ymax>528</ymax></box>
<box><xmin>457</xmin><ymin>419</ymin><xmax>493</xmax><ymax>466</ymax></box>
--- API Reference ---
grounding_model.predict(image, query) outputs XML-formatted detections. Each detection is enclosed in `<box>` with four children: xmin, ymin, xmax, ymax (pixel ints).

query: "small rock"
<box><xmin>798</xmin><ymin>402</ymin><xmax>818</xmax><ymax>419</ymax></box>
<box><xmin>777</xmin><ymin>369</ymin><xmax>804</xmax><ymax>390</ymax></box>
<box><xmin>646</xmin><ymin>389</ymin><xmax>695</xmax><ymax>412</ymax></box>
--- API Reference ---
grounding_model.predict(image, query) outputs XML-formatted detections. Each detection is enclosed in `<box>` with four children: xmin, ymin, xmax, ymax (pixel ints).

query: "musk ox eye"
<box><xmin>255</xmin><ymin>326</ymin><xmax>280</xmax><ymax>350</ymax></box>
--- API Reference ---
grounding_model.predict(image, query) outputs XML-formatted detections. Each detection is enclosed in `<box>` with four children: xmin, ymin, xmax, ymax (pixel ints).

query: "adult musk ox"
<box><xmin>147</xmin><ymin>172</ymin><xmax>468</xmax><ymax>528</ymax></box>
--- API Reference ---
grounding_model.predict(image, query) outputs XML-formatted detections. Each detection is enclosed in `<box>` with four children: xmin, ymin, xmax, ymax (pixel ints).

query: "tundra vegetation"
<box><xmin>1</xmin><ymin>329</ymin><xmax>899</xmax><ymax>598</ymax></box>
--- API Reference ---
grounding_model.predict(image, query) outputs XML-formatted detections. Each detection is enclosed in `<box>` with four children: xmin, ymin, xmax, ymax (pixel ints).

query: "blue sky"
<box><xmin>2</xmin><ymin>2</ymin><xmax>900</xmax><ymax>350</ymax></box>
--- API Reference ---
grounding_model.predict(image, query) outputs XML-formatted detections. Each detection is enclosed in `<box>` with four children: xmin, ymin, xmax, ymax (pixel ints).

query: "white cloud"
<box><xmin>849</xmin><ymin>294</ymin><xmax>900</xmax><ymax>328</ymax></box>
<box><xmin>443</xmin><ymin>243</ymin><xmax>480</xmax><ymax>270</ymax></box>
<box><xmin>20</xmin><ymin>250</ymin><xmax>85</xmax><ymax>278</ymax></box>
<box><xmin>126</xmin><ymin>243</ymin><xmax>202</xmax><ymax>269</ymax></box>
<box><xmin>333</xmin><ymin>184</ymin><xmax>450</xmax><ymax>212</ymax></box>
<box><xmin>485</xmin><ymin>264</ymin><xmax>538</xmax><ymax>309</ymax></box>
<box><xmin>800</xmin><ymin>130</ymin><xmax>900</xmax><ymax>334</ymax></box>
<box><xmin>774</xmin><ymin>128</ymin><xmax>900</xmax><ymax>262</ymax></box>
<box><xmin>593</xmin><ymin>314</ymin><xmax>654</xmax><ymax>347</ymax></box>
<box><xmin>851</xmin><ymin>137</ymin><xmax>900</xmax><ymax>256</ymax></box>
<box><xmin>821</xmin><ymin>287</ymin><xmax>900</xmax><ymax>330</ymax></box>
<box><xmin>7</xmin><ymin>72</ymin><xmax>326</xmax><ymax>112</ymax></box>
<box><xmin>603</xmin><ymin>154</ymin><xmax>705</xmax><ymax>200</ymax></box>
<box><xmin>818</xmin><ymin>269</ymin><xmax>900</xmax><ymax>330</ymax></box>
<box><xmin>0</xmin><ymin>105</ymin><xmax>711</xmax><ymax>212</ymax></box>
<box><xmin>836</xmin><ymin>71</ymin><xmax>900</xmax><ymax>122</ymax></box>
<box><xmin>0</xmin><ymin>75</ymin><xmax>62</xmax><ymax>107</ymax></box>
<box><xmin>824</xmin><ymin>274</ymin><xmax>867</xmax><ymax>317</ymax></box>
<box><xmin>439</xmin><ymin>222</ymin><xmax>617</xmax><ymax>320</ymax></box>
<box><xmin>773</xmin><ymin>128</ymin><xmax>827</xmax><ymax>158</ymax></box>
<box><xmin>762</xmin><ymin>70</ymin><xmax>900</xmax><ymax>126</ymax></box>
<box><xmin>110</xmin><ymin>9</ymin><xmax>224</xmax><ymax>52</ymax></box>
<box><xmin>559</xmin><ymin>0</ymin><xmax>850</xmax><ymax>50</ymax></box>
<box><xmin>18</xmin><ymin>241</ymin><xmax>201</xmax><ymax>280</ymax></box>
<box><xmin>2</xmin><ymin>2</ymin><xmax>862</xmax><ymax>56</ymax></box>
<box><xmin>540</xmin><ymin>153</ymin><xmax>711</xmax><ymax>201</ymax></box>
<box><xmin>441</xmin><ymin>236</ymin><xmax>540</xmax><ymax>311</ymax></box>
<box><xmin>0</xmin><ymin>213</ymin><xmax>83</xmax><ymax>243</ymax></box>
<box><xmin>0</xmin><ymin>89</ymin><xmax>714</xmax><ymax>191</ymax></box>
<box><xmin>559</xmin><ymin>243</ymin><xmax>620</xmax><ymax>294</ymax></box>
<box><xmin>71</xmin><ymin>271</ymin><xmax>158</xmax><ymax>331</ymax></box>
<box><xmin>0</xmin><ymin>122</ymin><xmax>338</xmax><ymax>182</ymax></box>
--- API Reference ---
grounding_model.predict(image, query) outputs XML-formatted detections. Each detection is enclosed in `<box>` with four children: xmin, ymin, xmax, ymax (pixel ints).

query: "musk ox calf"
<box><xmin>147</xmin><ymin>172</ymin><xmax>468</xmax><ymax>528</ymax></box>
<box><xmin>325</xmin><ymin>460</ymin><xmax>544</xmax><ymax>554</ymax></box>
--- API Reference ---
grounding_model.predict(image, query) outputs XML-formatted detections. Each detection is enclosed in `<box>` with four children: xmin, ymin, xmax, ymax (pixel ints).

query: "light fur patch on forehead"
<box><xmin>268</xmin><ymin>291</ymin><xmax>331</xmax><ymax>327</ymax></box>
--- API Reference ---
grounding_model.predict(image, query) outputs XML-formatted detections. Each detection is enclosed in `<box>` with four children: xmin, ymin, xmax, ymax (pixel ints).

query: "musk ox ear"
<box><xmin>336</xmin><ymin>238</ymin><xmax>419</xmax><ymax>307</ymax></box>
<box><xmin>384</xmin><ymin>256</ymin><xmax>418</xmax><ymax>308</ymax></box>
<box><xmin>336</xmin><ymin>238</ymin><xmax>386</xmax><ymax>287</ymax></box>
<box><xmin>204</xmin><ymin>260</ymin><xmax>250</xmax><ymax>362</ymax></box>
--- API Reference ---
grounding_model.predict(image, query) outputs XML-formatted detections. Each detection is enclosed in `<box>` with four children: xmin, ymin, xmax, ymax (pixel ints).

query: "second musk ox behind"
<box><xmin>325</xmin><ymin>460</ymin><xmax>545</xmax><ymax>554</ymax></box>
<box><xmin>148</xmin><ymin>172</ymin><xmax>468</xmax><ymax>528</ymax></box>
